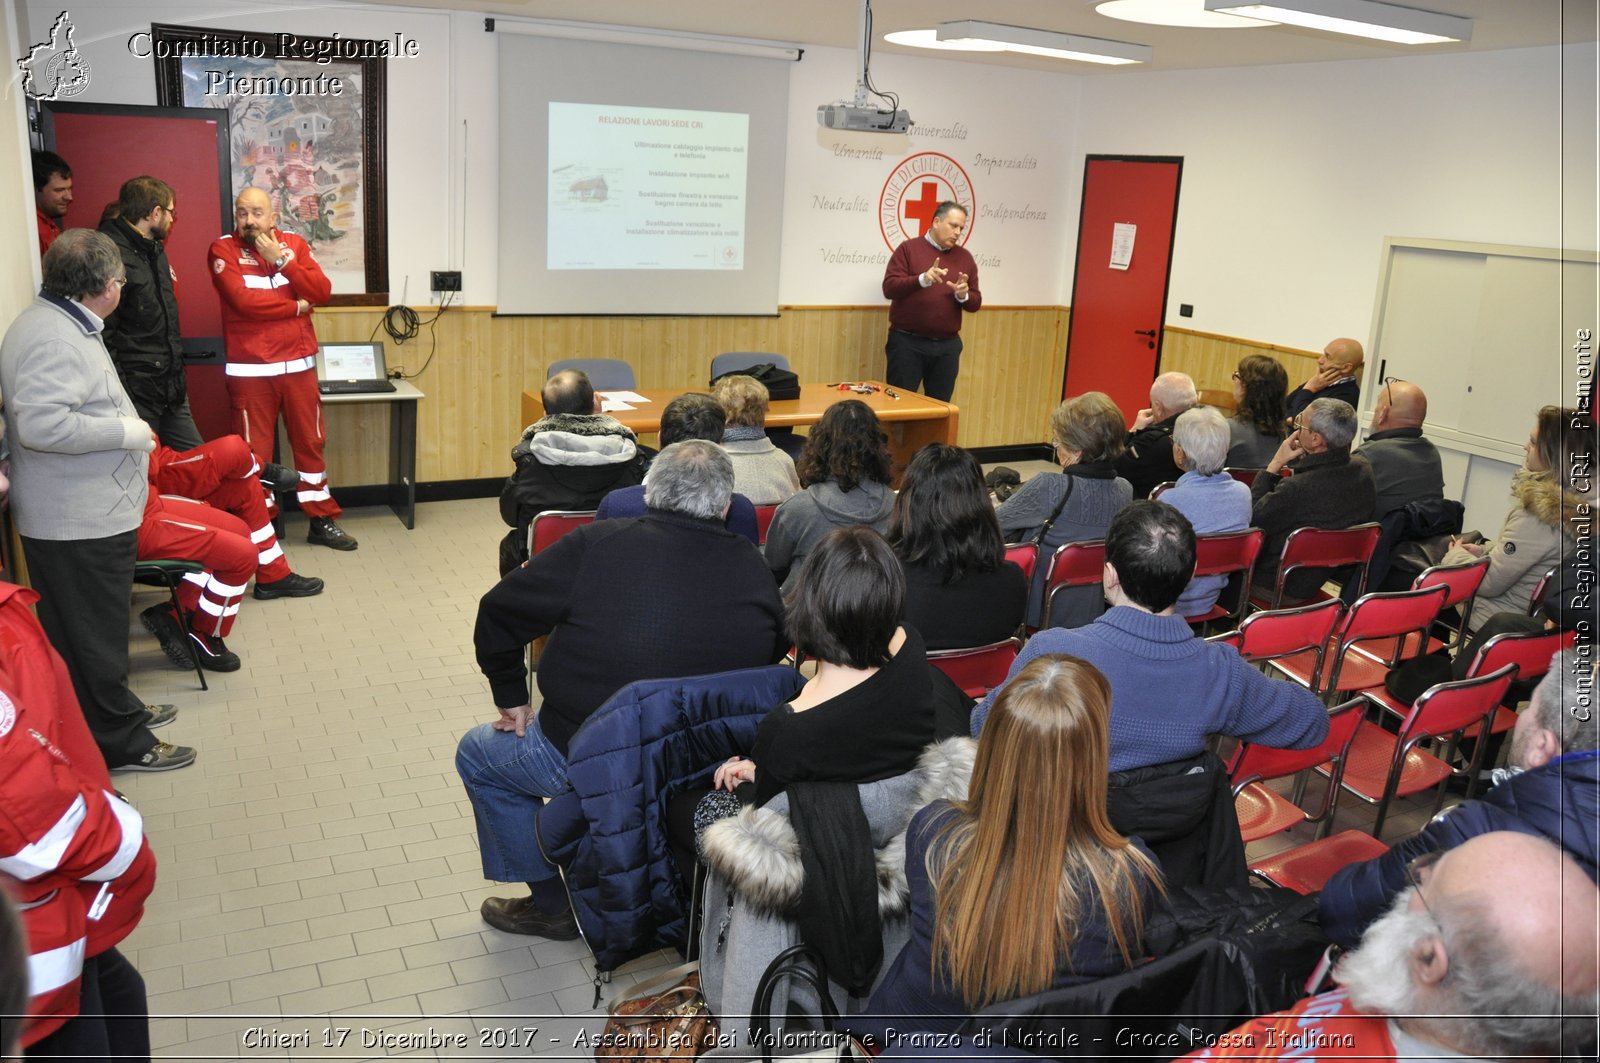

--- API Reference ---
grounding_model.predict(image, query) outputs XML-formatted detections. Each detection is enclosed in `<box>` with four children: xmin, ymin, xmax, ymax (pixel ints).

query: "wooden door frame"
<box><xmin>1062</xmin><ymin>154</ymin><xmax>1185</xmax><ymax>400</ymax></box>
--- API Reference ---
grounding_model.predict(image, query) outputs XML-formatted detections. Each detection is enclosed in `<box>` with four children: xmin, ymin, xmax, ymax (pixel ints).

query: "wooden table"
<box><xmin>321</xmin><ymin>380</ymin><xmax>424</xmax><ymax>529</ymax></box>
<box><xmin>520</xmin><ymin>381</ymin><xmax>959</xmax><ymax>475</ymax></box>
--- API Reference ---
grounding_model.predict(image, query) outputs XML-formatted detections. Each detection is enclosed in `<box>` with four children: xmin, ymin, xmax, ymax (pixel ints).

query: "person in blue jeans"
<box><xmin>458</xmin><ymin>439</ymin><xmax>786</xmax><ymax>938</ymax></box>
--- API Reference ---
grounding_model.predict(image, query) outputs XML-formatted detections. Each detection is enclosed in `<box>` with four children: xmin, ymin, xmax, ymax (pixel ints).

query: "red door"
<box><xmin>1062</xmin><ymin>157</ymin><xmax>1182</xmax><ymax>421</ymax></box>
<box><xmin>43</xmin><ymin>103</ymin><xmax>236</xmax><ymax>440</ymax></box>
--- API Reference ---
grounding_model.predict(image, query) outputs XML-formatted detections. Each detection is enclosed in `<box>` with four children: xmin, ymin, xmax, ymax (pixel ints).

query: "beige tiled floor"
<box><xmin>109</xmin><ymin>493</ymin><xmax>1458</xmax><ymax>1061</ymax></box>
<box><xmin>115</xmin><ymin>498</ymin><xmax>676</xmax><ymax>1061</ymax></box>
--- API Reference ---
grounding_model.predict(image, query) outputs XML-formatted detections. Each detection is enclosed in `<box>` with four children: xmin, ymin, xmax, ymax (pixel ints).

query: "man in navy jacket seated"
<box><xmin>461</xmin><ymin>440</ymin><xmax>786</xmax><ymax>939</ymax></box>
<box><xmin>1319</xmin><ymin>649</ymin><xmax>1599</xmax><ymax>948</ymax></box>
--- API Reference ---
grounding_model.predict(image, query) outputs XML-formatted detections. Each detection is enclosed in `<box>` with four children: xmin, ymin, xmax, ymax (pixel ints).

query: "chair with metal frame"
<box><xmin>1040</xmin><ymin>539</ymin><xmax>1106</xmax><ymax>630</ymax></box>
<box><xmin>1349</xmin><ymin>556</ymin><xmax>1489</xmax><ymax>665</ymax></box>
<box><xmin>524</xmin><ymin>510</ymin><xmax>598</xmax><ymax>692</ymax></box>
<box><xmin>1003</xmin><ymin>542</ymin><xmax>1039</xmax><ymax>585</ymax></box>
<box><xmin>1245</xmin><ymin>829</ymin><xmax>1392</xmax><ymax>895</ymax></box>
<box><xmin>1228</xmin><ymin>698</ymin><xmax>1366</xmax><ymax>844</ymax></box>
<box><xmin>927</xmin><ymin>637</ymin><xmax>1023</xmax><ymax>700</ymax></box>
<box><xmin>710</xmin><ymin>352</ymin><xmax>791</xmax><ymax>379</ymax></box>
<box><xmin>1183</xmin><ymin>527</ymin><xmax>1266</xmax><ymax>628</ymax></box>
<box><xmin>133</xmin><ymin>558</ymin><xmax>209</xmax><ymax>691</ymax></box>
<box><xmin>1209</xmin><ymin>598</ymin><xmax>1345</xmax><ymax>690</ymax></box>
<box><xmin>1225</xmin><ymin>467</ymin><xmax>1263</xmax><ymax>489</ymax></box>
<box><xmin>1267</xmin><ymin>584</ymin><xmax>1448</xmax><ymax>701</ymax></box>
<box><xmin>1330</xmin><ymin>663</ymin><xmax>1517</xmax><ymax>838</ymax></box>
<box><xmin>753</xmin><ymin>504</ymin><xmax>778</xmax><ymax>546</ymax></box>
<box><xmin>1248</xmin><ymin>522</ymin><xmax>1381</xmax><ymax>612</ymax></box>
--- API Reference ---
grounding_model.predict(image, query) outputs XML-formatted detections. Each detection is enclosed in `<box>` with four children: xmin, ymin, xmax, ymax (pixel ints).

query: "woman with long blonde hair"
<box><xmin>854</xmin><ymin>653</ymin><xmax>1161</xmax><ymax>1037</ymax></box>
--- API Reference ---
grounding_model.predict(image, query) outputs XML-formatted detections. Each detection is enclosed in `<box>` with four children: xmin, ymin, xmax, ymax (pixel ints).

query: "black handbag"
<box><xmin>749</xmin><ymin>946</ymin><xmax>868</xmax><ymax>1062</ymax></box>
<box><xmin>710</xmin><ymin>364</ymin><xmax>802</xmax><ymax>402</ymax></box>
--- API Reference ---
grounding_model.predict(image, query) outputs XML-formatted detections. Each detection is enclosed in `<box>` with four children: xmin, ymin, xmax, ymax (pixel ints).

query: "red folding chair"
<box><xmin>1359</xmin><ymin>625</ymin><xmax>1573</xmax><ymax>728</ymax></box>
<box><xmin>1209</xmin><ymin>598</ymin><xmax>1345</xmax><ymax>689</ymax></box>
<box><xmin>1041</xmin><ymin>539</ymin><xmax>1106</xmax><ymax>629</ymax></box>
<box><xmin>1225</xmin><ymin>467</ymin><xmax>1264</xmax><ymax>488</ymax></box>
<box><xmin>1003</xmin><ymin>542</ymin><xmax>1039</xmax><ymax>584</ymax></box>
<box><xmin>928</xmin><ymin>638</ymin><xmax>1023</xmax><ymax>699</ymax></box>
<box><xmin>1268</xmin><ymin>585</ymin><xmax>1448</xmax><ymax>700</ymax></box>
<box><xmin>754</xmin><ymin>504</ymin><xmax>778</xmax><ymax>545</ymax></box>
<box><xmin>1149</xmin><ymin>481</ymin><xmax>1176</xmax><ymax>500</ymax></box>
<box><xmin>1350</xmin><ymin>557</ymin><xmax>1488</xmax><ymax>664</ymax></box>
<box><xmin>1528</xmin><ymin>565</ymin><xmax>1559</xmax><ymax>616</ymax></box>
<box><xmin>1332</xmin><ymin>663</ymin><xmax>1516</xmax><ymax>838</ymax></box>
<box><xmin>1247</xmin><ymin>829</ymin><xmax>1391</xmax><ymax>895</ymax></box>
<box><xmin>1248</xmin><ymin>522</ymin><xmax>1381</xmax><ymax>611</ymax></box>
<box><xmin>1228</xmin><ymin>698</ymin><xmax>1366</xmax><ymax>843</ymax></box>
<box><xmin>528</xmin><ymin>509</ymin><xmax>597</xmax><ymax>556</ymax></box>
<box><xmin>1183</xmin><ymin>528</ymin><xmax>1265</xmax><ymax>627</ymax></box>
<box><xmin>525</xmin><ymin>510</ymin><xmax>597</xmax><ymax>687</ymax></box>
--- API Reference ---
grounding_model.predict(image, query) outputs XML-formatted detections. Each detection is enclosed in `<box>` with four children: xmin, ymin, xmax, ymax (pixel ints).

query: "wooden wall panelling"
<box><xmin>307</xmin><ymin>309</ymin><xmax>1312</xmax><ymax>489</ymax></box>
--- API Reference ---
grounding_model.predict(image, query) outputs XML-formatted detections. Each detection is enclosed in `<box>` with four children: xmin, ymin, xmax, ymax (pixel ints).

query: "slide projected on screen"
<box><xmin>548</xmin><ymin>102</ymin><xmax>749</xmax><ymax>271</ymax></box>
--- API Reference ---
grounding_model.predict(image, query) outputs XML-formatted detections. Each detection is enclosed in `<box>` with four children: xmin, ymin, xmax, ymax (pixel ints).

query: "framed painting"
<box><xmin>151</xmin><ymin>23</ymin><xmax>388</xmax><ymax>305</ymax></box>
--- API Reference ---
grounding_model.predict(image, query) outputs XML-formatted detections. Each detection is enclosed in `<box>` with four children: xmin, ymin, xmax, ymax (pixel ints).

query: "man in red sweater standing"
<box><xmin>880</xmin><ymin>201</ymin><xmax>981</xmax><ymax>402</ymax></box>
<box><xmin>208</xmin><ymin>187</ymin><xmax>357</xmax><ymax>550</ymax></box>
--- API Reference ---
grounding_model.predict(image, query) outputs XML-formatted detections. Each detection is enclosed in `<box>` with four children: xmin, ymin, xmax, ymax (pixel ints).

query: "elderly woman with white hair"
<box><xmin>1160</xmin><ymin>406</ymin><xmax>1251</xmax><ymax>618</ymax></box>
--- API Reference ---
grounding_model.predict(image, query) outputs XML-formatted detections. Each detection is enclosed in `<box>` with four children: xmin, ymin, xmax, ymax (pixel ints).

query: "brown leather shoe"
<box><xmin>479</xmin><ymin>895</ymin><xmax>579</xmax><ymax>939</ymax></box>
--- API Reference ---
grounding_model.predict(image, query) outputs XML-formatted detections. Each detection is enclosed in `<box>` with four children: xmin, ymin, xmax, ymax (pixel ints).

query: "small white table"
<box><xmin>320</xmin><ymin>380</ymin><xmax>424</xmax><ymax>529</ymax></box>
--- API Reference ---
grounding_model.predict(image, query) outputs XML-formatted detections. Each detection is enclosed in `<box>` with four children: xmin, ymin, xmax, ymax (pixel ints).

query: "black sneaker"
<box><xmin>307</xmin><ymin>517</ymin><xmax>358</xmax><ymax>551</ymax></box>
<box><xmin>116</xmin><ymin>740</ymin><xmax>198</xmax><ymax>773</ymax></box>
<box><xmin>187</xmin><ymin>630</ymin><xmax>241</xmax><ymax>672</ymax></box>
<box><xmin>479</xmin><ymin>895</ymin><xmax>580</xmax><ymax>939</ymax></box>
<box><xmin>144</xmin><ymin>703</ymin><xmax>178</xmax><ymax>729</ymax></box>
<box><xmin>259</xmin><ymin>462</ymin><xmax>300</xmax><ymax>492</ymax></box>
<box><xmin>253</xmin><ymin>572</ymin><xmax>326</xmax><ymax>600</ymax></box>
<box><xmin>140</xmin><ymin>604</ymin><xmax>194</xmax><ymax>670</ymax></box>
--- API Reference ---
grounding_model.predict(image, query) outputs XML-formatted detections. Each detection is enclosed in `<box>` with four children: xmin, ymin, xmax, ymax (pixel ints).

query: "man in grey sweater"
<box><xmin>0</xmin><ymin>230</ymin><xmax>196</xmax><ymax>771</ymax></box>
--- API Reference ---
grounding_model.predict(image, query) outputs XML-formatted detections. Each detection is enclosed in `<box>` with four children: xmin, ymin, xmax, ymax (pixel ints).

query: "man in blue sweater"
<box><xmin>1319</xmin><ymin>649</ymin><xmax>1599</xmax><ymax>948</ymax></box>
<box><xmin>972</xmin><ymin>501</ymin><xmax>1329</xmax><ymax>771</ymax></box>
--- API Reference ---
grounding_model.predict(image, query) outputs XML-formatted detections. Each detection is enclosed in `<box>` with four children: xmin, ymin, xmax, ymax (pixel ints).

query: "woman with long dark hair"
<box><xmin>888</xmin><ymin>444</ymin><xmax>1027</xmax><ymax>649</ymax></box>
<box><xmin>1226</xmin><ymin>354</ymin><xmax>1289</xmax><ymax>468</ymax></box>
<box><xmin>764</xmin><ymin>400</ymin><xmax>894</xmax><ymax>593</ymax></box>
<box><xmin>853</xmin><ymin>653</ymin><xmax>1162</xmax><ymax>1038</ymax></box>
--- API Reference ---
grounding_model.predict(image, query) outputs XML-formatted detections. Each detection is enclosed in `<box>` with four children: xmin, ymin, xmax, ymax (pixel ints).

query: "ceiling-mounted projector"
<box><xmin>817</xmin><ymin>103</ymin><xmax>912</xmax><ymax>134</ymax></box>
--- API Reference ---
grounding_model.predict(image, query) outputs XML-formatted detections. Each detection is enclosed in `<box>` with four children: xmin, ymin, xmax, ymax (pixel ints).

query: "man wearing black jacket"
<box><xmin>100</xmin><ymin>176</ymin><xmax>201</xmax><ymax>450</ymax></box>
<box><xmin>461</xmin><ymin>440</ymin><xmax>786</xmax><ymax>938</ymax></box>
<box><xmin>1116</xmin><ymin>371</ymin><xmax>1196</xmax><ymax>499</ymax></box>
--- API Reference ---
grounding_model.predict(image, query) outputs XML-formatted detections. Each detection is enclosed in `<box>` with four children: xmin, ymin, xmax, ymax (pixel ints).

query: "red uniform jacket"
<box><xmin>0</xmin><ymin>582</ymin><xmax>156</xmax><ymax>1046</ymax></box>
<box><xmin>206</xmin><ymin>229</ymin><xmax>332</xmax><ymax>367</ymax></box>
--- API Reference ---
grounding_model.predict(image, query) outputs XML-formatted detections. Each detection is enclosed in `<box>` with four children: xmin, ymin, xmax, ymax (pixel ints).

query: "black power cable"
<box><xmin>368</xmin><ymin>291</ymin><xmax>455</xmax><ymax>379</ymax></box>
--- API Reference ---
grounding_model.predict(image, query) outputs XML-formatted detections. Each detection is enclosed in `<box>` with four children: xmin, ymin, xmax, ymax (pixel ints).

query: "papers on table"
<box><xmin>598</xmin><ymin>390</ymin><xmax>649</xmax><ymax>412</ymax></box>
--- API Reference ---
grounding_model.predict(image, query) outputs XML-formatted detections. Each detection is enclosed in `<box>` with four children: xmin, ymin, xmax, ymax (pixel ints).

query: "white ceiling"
<box><xmin>345</xmin><ymin>0</ymin><xmax>1590</xmax><ymax>73</ymax></box>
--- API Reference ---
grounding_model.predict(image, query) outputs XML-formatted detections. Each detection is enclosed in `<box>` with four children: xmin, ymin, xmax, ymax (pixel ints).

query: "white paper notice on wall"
<box><xmin>1110</xmin><ymin>223</ymin><xmax>1137</xmax><ymax>270</ymax></box>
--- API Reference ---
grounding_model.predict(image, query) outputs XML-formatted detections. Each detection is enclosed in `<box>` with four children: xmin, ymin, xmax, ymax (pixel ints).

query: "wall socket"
<box><xmin>430</xmin><ymin>270</ymin><xmax>463</xmax><ymax>292</ymax></box>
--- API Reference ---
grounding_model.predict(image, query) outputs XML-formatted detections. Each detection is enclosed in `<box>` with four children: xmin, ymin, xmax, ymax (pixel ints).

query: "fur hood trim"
<box><xmin>701</xmin><ymin>738</ymin><xmax>976</xmax><ymax>918</ymax></box>
<box><xmin>1512</xmin><ymin>471</ymin><xmax>1586</xmax><ymax>530</ymax></box>
<box><xmin>513</xmin><ymin>413</ymin><xmax>637</xmax><ymax>461</ymax></box>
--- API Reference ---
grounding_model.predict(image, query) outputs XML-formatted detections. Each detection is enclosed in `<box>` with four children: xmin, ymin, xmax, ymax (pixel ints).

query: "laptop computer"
<box><xmin>316</xmin><ymin>341</ymin><xmax>398</xmax><ymax>395</ymax></box>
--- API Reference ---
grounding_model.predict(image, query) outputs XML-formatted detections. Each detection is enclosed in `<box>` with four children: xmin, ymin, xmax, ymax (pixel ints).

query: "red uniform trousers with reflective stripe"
<box><xmin>227</xmin><ymin>368</ymin><xmax>342</xmax><ymax>519</ymax></box>
<box><xmin>137</xmin><ymin>498</ymin><xmax>255</xmax><ymax>638</ymax></box>
<box><xmin>155</xmin><ymin>436</ymin><xmax>291</xmax><ymax>583</ymax></box>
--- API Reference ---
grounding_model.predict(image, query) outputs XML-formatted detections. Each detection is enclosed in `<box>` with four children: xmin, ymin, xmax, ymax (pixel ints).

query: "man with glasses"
<box><xmin>1319</xmin><ymin>649</ymin><xmax>1598</xmax><ymax>950</ymax></box>
<box><xmin>1360</xmin><ymin>377</ymin><xmax>1444</xmax><ymax>519</ymax></box>
<box><xmin>1184</xmin><ymin>832</ymin><xmax>1598</xmax><ymax>1062</ymax></box>
<box><xmin>100</xmin><ymin>176</ymin><xmax>202</xmax><ymax>449</ymax></box>
<box><xmin>1285</xmin><ymin>336</ymin><xmax>1364</xmax><ymax>418</ymax></box>
<box><xmin>0</xmin><ymin>229</ymin><xmax>196</xmax><ymax>771</ymax></box>
<box><xmin>1249</xmin><ymin>397</ymin><xmax>1376</xmax><ymax>601</ymax></box>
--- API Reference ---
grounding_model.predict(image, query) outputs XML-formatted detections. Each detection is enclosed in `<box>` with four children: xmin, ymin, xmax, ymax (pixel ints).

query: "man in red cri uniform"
<box><xmin>208</xmin><ymin>187</ymin><xmax>358</xmax><ymax>550</ymax></box>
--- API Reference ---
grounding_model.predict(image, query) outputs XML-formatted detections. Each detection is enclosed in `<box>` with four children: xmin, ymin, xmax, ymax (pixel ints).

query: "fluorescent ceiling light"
<box><xmin>933</xmin><ymin>20</ymin><xmax>1153</xmax><ymax>64</ymax></box>
<box><xmin>1096</xmin><ymin>0</ymin><xmax>1271</xmax><ymax>29</ymax></box>
<box><xmin>1203</xmin><ymin>0</ymin><xmax>1472</xmax><ymax>44</ymax></box>
<box><xmin>491</xmin><ymin>18</ymin><xmax>802</xmax><ymax>60</ymax></box>
<box><xmin>882</xmin><ymin>29</ymin><xmax>1007</xmax><ymax>52</ymax></box>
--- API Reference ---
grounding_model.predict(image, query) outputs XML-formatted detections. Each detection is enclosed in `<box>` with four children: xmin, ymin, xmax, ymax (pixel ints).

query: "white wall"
<box><xmin>2</xmin><ymin>0</ymin><xmax>40</xmax><ymax>318</ymax></box>
<box><xmin>779</xmin><ymin>45</ymin><xmax>1080</xmax><ymax>305</ymax></box>
<box><xmin>1073</xmin><ymin>44</ymin><xmax>1598</xmax><ymax>350</ymax></box>
<box><xmin>15</xmin><ymin>0</ymin><xmax>1596</xmax><ymax>345</ymax></box>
